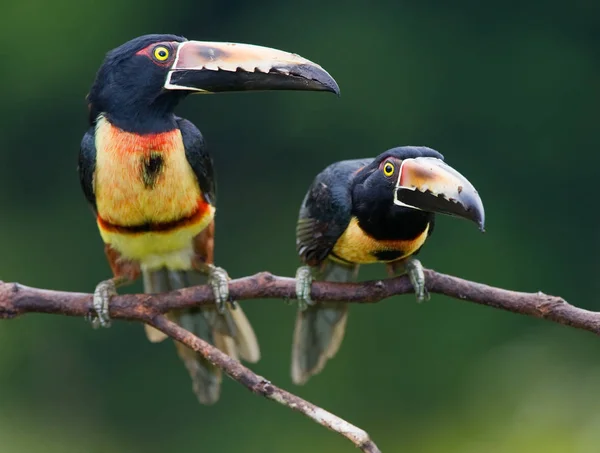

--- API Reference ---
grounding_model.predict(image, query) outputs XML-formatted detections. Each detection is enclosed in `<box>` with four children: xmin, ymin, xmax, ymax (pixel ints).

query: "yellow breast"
<box><xmin>92</xmin><ymin>116</ymin><xmax>213</xmax><ymax>267</ymax></box>
<box><xmin>94</xmin><ymin>116</ymin><xmax>201</xmax><ymax>226</ymax></box>
<box><xmin>332</xmin><ymin>217</ymin><xmax>429</xmax><ymax>264</ymax></box>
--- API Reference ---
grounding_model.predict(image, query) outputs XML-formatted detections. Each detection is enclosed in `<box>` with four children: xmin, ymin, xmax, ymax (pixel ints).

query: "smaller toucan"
<box><xmin>292</xmin><ymin>146</ymin><xmax>485</xmax><ymax>385</ymax></box>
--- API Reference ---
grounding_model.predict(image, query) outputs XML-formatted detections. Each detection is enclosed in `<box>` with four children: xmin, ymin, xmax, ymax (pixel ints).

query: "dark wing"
<box><xmin>177</xmin><ymin>117</ymin><xmax>216</xmax><ymax>206</ymax></box>
<box><xmin>78</xmin><ymin>127</ymin><xmax>97</xmax><ymax>211</ymax></box>
<box><xmin>296</xmin><ymin>158</ymin><xmax>373</xmax><ymax>266</ymax></box>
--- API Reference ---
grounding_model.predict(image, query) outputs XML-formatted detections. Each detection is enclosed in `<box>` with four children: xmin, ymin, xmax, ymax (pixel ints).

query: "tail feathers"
<box><xmin>291</xmin><ymin>304</ymin><xmax>348</xmax><ymax>385</ymax></box>
<box><xmin>144</xmin><ymin>324</ymin><xmax>169</xmax><ymax>343</ymax></box>
<box><xmin>176</xmin><ymin>309</ymin><xmax>222</xmax><ymax>405</ymax></box>
<box><xmin>198</xmin><ymin>304</ymin><xmax>260</xmax><ymax>363</ymax></box>
<box><xmin>214</xmin><ymin>334</ymin><xmax>238</xmax><ymax>362</ymax></box>
<box><xmin>228</xmin><ymin>305</ymin><xmax>260</xmax><ymax>363</ymax></box>
<box><xmin>142</xmin><ymin>267</ymin><xmax>260</xmax><ymax>405</ymax></box>
<box><xmin>143</xmin><ymin>268</ymin><xmax>171</xmax><ymax>343</ymax></box>
<box><xmin>291</xmin><ymin>260</ymin><xmax>357</xmax><ymax>385</ymax></box>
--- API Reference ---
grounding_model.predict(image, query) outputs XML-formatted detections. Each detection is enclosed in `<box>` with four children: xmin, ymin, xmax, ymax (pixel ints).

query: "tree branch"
<box><xmin>0</xmin><ymin>268</ymin><xmax>595</xmax><ymax>453</ymax></box>
<box><xmin>0</xmin><ymin>270</ymin><xmax>594</xmax><ymax>334</ymax></box>
<box><xmin>149</xmin><ymin>315</ymin><xmax>381</xmax><ymax>453</ymax></box>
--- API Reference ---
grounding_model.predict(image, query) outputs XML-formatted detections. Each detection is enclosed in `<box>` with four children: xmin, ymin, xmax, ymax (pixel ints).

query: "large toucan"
<box><xmin>78</xmin><ymin>34</ymin><xmax>339</xmax><ymax>404</ymax></box>
<box><xmin>292</xmin><ymin>146</ymin><xmax>484</xmax><ymax>385</ymax></box>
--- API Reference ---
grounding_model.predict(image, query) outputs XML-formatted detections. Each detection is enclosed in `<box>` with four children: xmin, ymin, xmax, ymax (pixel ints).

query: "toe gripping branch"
<box><xmin>86</xmin><ymin>259</ymin><xmax>426</xmax><ymax>328</ymax></box>
<box><xmin>194</xmin><ymin>262</ymin><xmax>237</xmax><ymax>313</ymax></box>
<box><xmin>294</xmin><ymin>259</ymin><xmax>429</xmax><ymax>311</ymax></box>
<box><xmin>295</xmin><ymin>266</ymin><xmax>314</xmax><ymax>311</ymax></box>
<box><xmin>405</xmin><ymin>258</ymin><xmax>429</xmax><ymax>302</ymax></box>
<box><xmin>89</xmin><ymin>277</ymin><xmax>128</xmax><ymax>328</ymax></box>
<box><xmin>89</xmin><ymin>263</ymin><xmax>239</xmax><ymax>329</ymax></box>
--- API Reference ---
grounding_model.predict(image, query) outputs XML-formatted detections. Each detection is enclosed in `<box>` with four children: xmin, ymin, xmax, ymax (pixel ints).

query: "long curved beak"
<box><xmin>164</xmin><ymin>41</ymin><xmax>339</xmax><ymax>95</ymax></box>
<box><xmin>394</xmin><ymin>157</ymin><xmax>485</xmax><ymax>231</ymax></box>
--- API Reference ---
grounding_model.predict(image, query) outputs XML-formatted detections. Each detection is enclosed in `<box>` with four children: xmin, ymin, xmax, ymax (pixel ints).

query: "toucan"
<box><xmin>78</xmin><ymin>34</ymin><xmax>339</xmax><ymax>404</ymax></box>
<box><xmin>292</xmin><ymin>146</ymin><xmax>484</xmax><ymax>385</ymax></box>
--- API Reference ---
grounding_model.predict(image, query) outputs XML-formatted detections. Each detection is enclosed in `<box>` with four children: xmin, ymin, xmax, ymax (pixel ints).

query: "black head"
<box><xmin>87</xmin><ymin>34</ymin><xmax>340</xmax><ymax>133</ymax></box>
<box><xmin>351</xmin><ymin>146</ymin><xmax>484</xmax><ymax>240</ymax></box>
<box><xmin>88</xmin><ymin>34</ymin><xmax>188</xmax><ymax>133</ymax></box>
<box><xmin>351</xmin><ymin>147</ymin><xmax>444</xmax><ymax>240</ymax></box>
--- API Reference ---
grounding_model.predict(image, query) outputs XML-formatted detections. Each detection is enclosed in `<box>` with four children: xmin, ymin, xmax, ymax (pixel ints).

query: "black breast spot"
<box><xmin>373</xmin><ymin>250</ymin><xmax>405</xmax><ymax>262</ymax></box>
<box><xmin>141</xmin><ymin>153</ymin><xmax>164</xmax><ymax>189</ymax></box>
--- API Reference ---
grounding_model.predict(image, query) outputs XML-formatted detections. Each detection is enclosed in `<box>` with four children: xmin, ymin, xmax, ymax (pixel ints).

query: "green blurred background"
<box><xmin>1</xmin><ymin>0</ymin><xmax>599</xmax><ymax>451</ymax></box>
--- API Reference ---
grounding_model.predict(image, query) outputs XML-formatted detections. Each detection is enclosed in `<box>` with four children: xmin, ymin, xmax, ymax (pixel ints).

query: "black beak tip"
<box><xmin>459</xmin><ymin>206</ymin><xmax>485</xmax><ymax>232</ymax></box>
<box><xmin>309</xmin><ymin>74</ymin><xmax>340</xmax><ymax>96</ymax></box>
<box><xmin>314</xmin><ymin>76</ymin><xmax>340</xmax><ymax>96</ymax></box>
<box><xmin>290</xmin><ymin>64</ymin><xmax>340</xmax><ymax>95</ymax></box>
<box><xmin>329</xmin><ymin>79</ymin><xmax>341</xmax><ymax>96</ymax></box>
<box><xmin>471</xmin><ymin>208</ymin><xmax>485</xmax><ymax>232</ymax></box>
<box><xmin>459</xmin><ymin>191</ymin><xmax>485</xmax><ymax>232</ymax></box>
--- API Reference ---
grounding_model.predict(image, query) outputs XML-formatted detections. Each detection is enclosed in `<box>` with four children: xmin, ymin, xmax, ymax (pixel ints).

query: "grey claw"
<box><xmin>85</xmin><ymin>312</ymin><xmax>101</xmax><ymax>329</ymax></box>
<box><xmin>208</xmin><ymin>265</ymin><xmax>231</xmax><ymax>314</ymax></box>
<box><xmin>406</xmin><ymin>259</ymin><xmax>430</xmax><ymax>302</ymax></box>
<box><xmin>91</xmin><ymin>279</ymin><xmax>116</xmax><ymax>328</ymax></box>
<box><xmin>295</xmin><ymin>266</ymin><xmax>314</xmax><ymax>311</ymax></box>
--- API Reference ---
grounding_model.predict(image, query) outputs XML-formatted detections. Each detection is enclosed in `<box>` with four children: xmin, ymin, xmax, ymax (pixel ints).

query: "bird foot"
<box><xmin>295</xmin><ymin>266</ymin><xmax>314</xmax><ymax>311</ymax></box>
<box><xmin>88</xmin><ymin>278</ymin><xmax>118</xmax><ymax>328</ymax></box>
<box><xmin>207</xmin><ymin>265</ymin><xmax>235</xmax><ymax>314</ymax></box>
<box><xmin>405</xmin><ymin>258</ymin><xmax>430</xmax><ymax>302</ymax></box>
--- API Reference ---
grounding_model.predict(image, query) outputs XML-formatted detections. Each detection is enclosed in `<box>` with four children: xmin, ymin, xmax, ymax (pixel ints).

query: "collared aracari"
<box><xmin>77</xmin><ymin>34</ymin><xmax>339</xmax><ymax>403</ymax></box>
<box><xmin>292</xmin><ymin>146</ymin><xmax>484</xmax><ymax>385</ymax></box>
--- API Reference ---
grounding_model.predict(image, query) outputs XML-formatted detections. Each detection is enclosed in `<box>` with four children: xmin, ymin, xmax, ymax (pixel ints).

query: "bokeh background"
<box><xmin>1</xmin><ymin>1</ymin><xmax>599</xmax><ymax>452</ymax></box>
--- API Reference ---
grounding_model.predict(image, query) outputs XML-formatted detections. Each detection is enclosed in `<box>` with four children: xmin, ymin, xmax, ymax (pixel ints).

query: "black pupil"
<box><xmin>158</xmin><ymin>49</ymin><xmax>166</xmax><ymax>57</ymax></box>
<box><xmin>386</xmin><ymin>165</ymin><xmax>392</xmax><ymax>173</ymax></box>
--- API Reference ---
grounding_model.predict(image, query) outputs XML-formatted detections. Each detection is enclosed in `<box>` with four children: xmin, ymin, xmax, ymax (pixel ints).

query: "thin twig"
<box><xmin>149</xmin><ymin>315</ymin><xmax>381</xmax><ymax>453</ymax></box>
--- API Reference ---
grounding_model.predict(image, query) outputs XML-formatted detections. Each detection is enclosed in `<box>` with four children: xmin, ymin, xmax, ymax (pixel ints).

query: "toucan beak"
<box><xmin>393</xmin><ymin>157</ymin><xmax>485</xmax><ymax>231</ymax></box>
<box><xmin>164</xmin><ymin>41</ymin><xmax>339</xmax><ymax>95</ymax></box>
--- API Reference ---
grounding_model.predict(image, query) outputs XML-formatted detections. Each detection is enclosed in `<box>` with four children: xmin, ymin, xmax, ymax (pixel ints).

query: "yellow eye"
<box><xmin>153</xmin><ymin>46</ymin><xmax>170</xmax><ymax>61</ymax></box>
<box><xmin>383</xmin><ymin>162</ymin><xmax>395</xmax><ymax>177</ymax></box>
